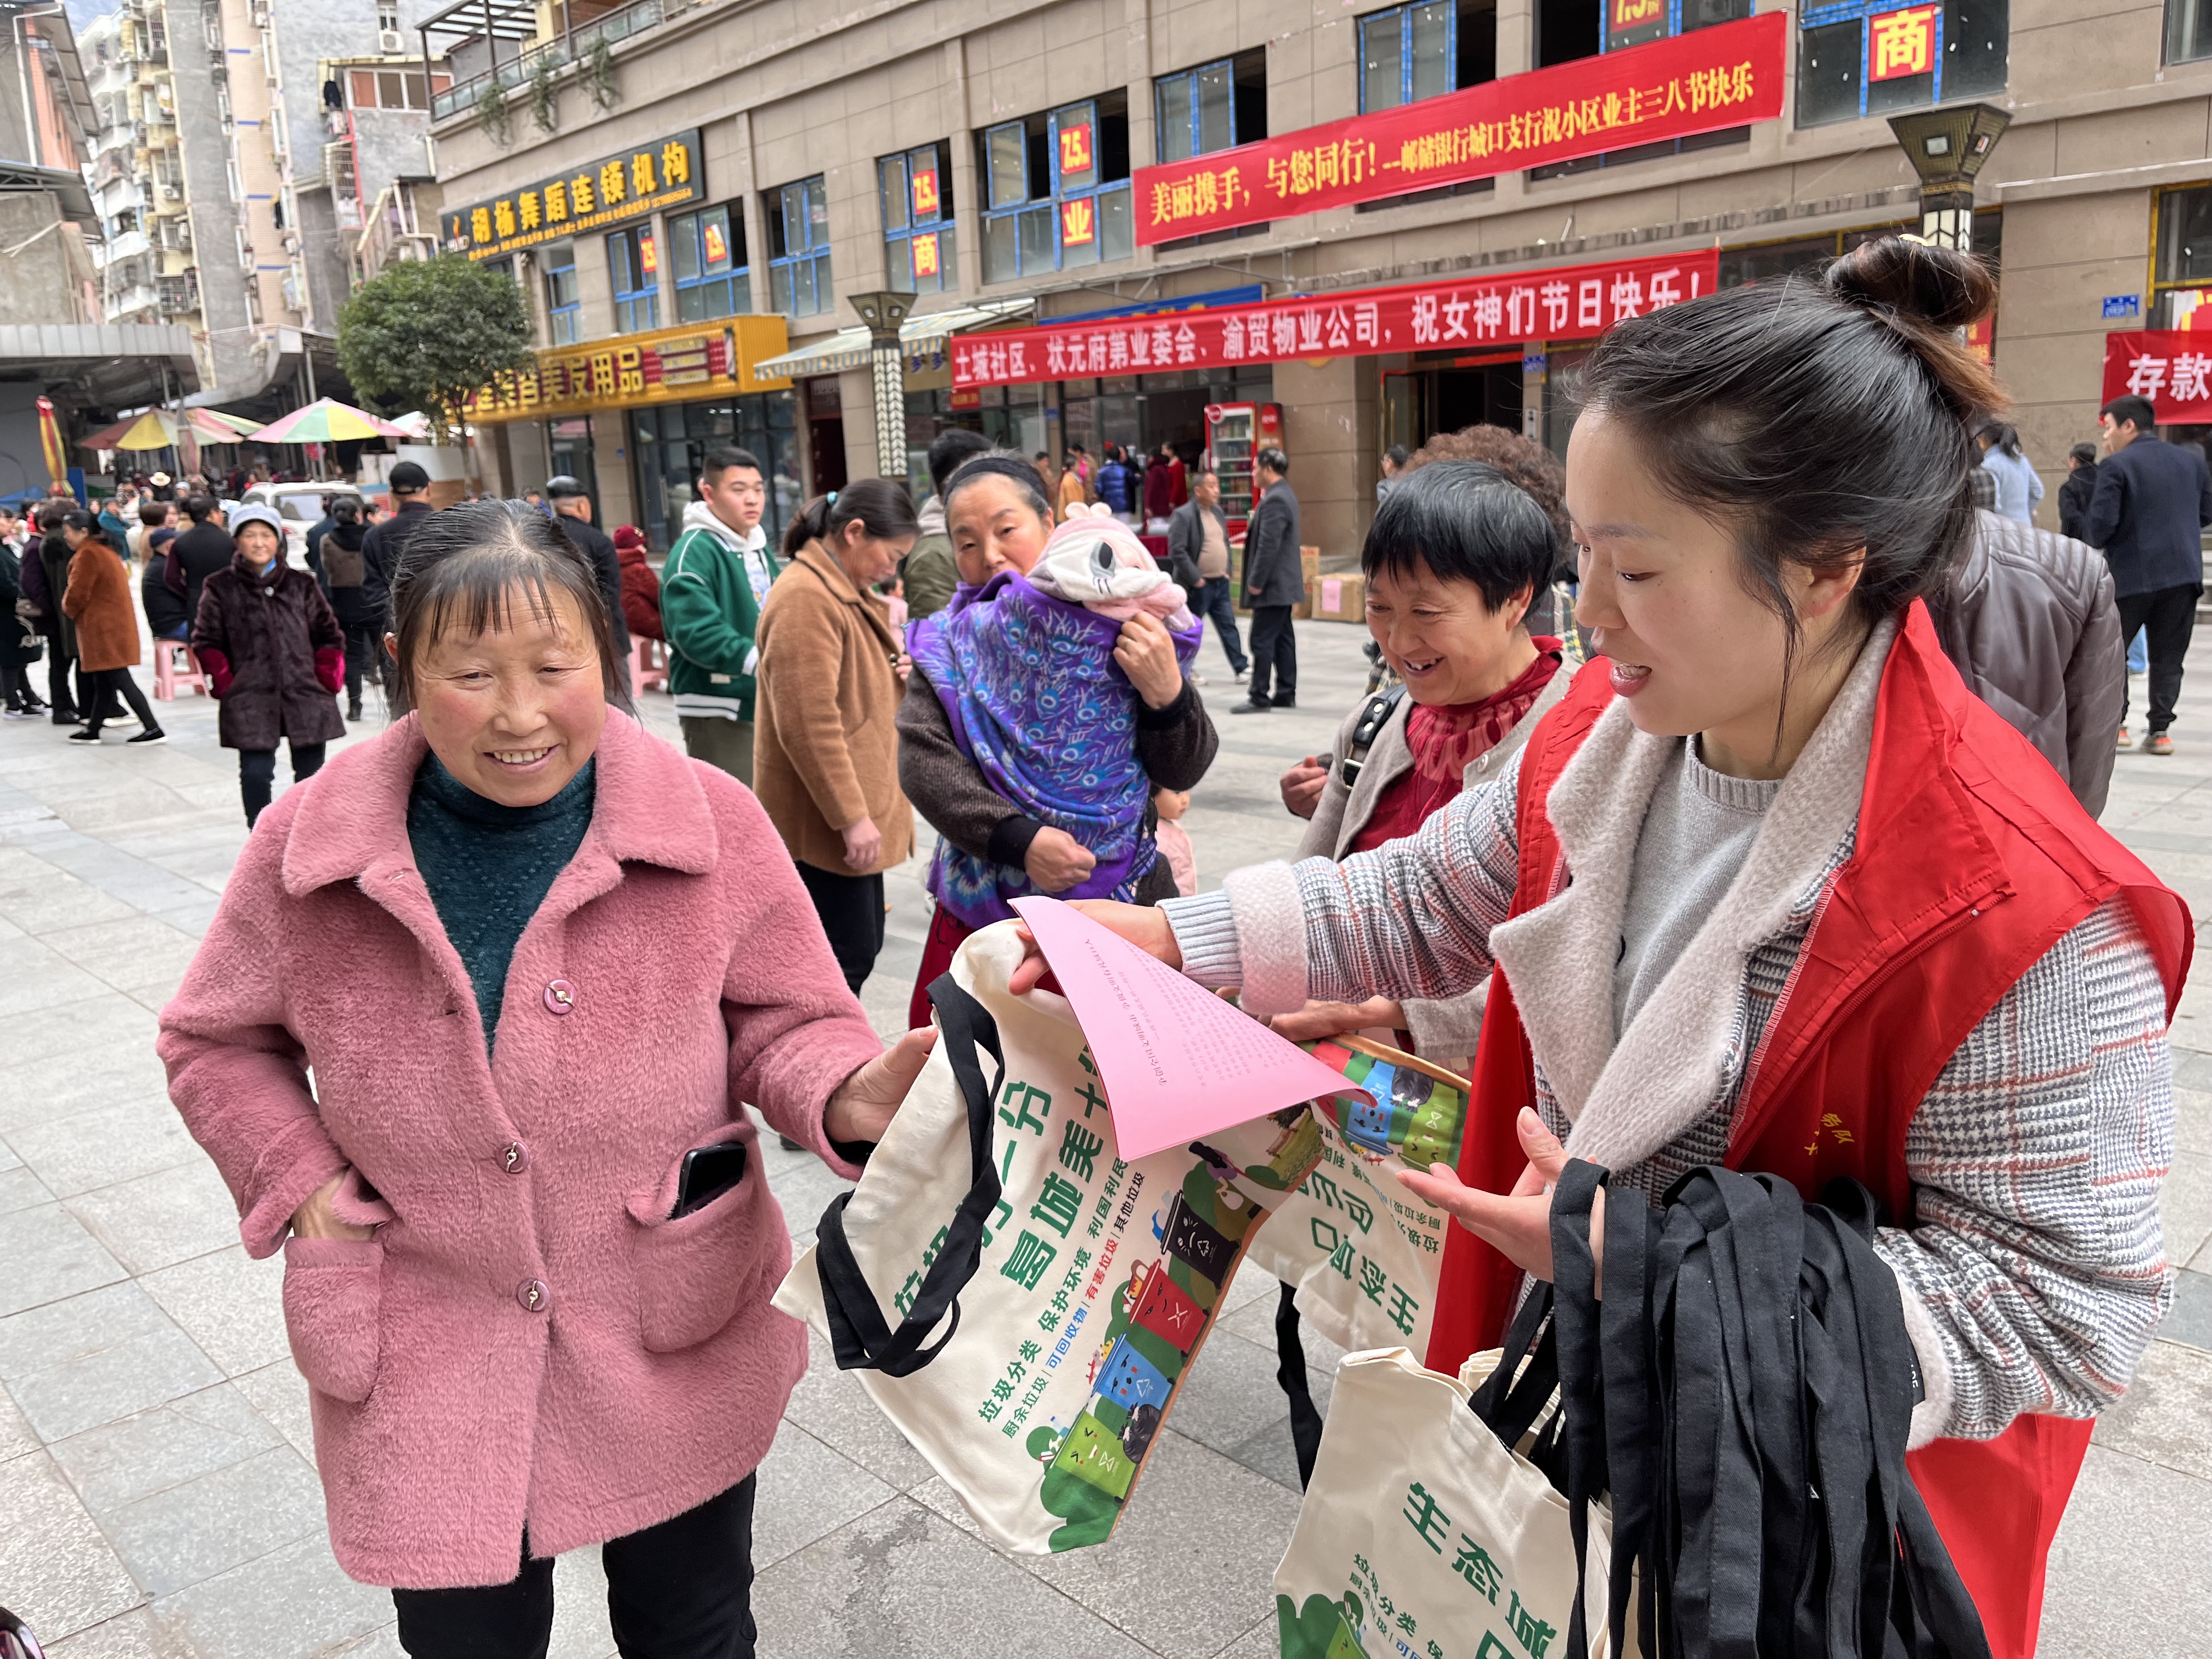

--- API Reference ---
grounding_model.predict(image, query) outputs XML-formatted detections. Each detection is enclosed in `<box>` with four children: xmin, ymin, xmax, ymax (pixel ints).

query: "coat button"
<box><xmin>500</xmin><ymin>1141</ymin><xmax>529</xmax><ymax>1174</ymax></box>
<box><xmin>543</xmin><ymin>979</ymin><xmax>576</xmax><ymax>1015</ymax></box>
<box><xmin>517</xmin><ymin>1278</ymin><xmax>549</xmax><ymax>1313</ymax></box>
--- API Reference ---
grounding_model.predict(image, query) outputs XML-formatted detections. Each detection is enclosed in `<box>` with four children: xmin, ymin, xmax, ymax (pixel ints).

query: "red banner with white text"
<box><xmin>1133</xmin><ymin>13</ymin><xmax>1785</xmax><ymax>245</ymax></box>
<box><xmin>2103</xmin><ymin>330</ymin><xmax>2212</xmax><ymax>426</ymax></box>
<box><xmin>950</xmin><ymin>250</ymin><xmax>1719</xmax><ymax>390</ymax></box>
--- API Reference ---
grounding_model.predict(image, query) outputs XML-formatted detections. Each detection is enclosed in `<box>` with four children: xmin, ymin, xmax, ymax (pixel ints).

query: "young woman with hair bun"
<box><xmin>1014</xmin><ymin>239</ymin><xmax>2192</xmax><ymax>1657</ymax></box>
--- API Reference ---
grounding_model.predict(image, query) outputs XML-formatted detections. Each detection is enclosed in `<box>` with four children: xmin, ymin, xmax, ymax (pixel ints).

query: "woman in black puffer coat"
<box><xmin>317</xmin><ymin>494</ymin><xmax>382</xmax><ymax>721</ymax></box>
<box><xmin>191</xmin><ymin>504</ymin><xmax>346</xmax><ymax>826</ymax></box>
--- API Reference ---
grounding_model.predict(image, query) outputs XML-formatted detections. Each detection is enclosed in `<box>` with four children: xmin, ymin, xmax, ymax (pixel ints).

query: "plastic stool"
<box><xmin>153</xmin><ymin>640</ymin><xmax>208</xmax><ymax>701</ymax></box>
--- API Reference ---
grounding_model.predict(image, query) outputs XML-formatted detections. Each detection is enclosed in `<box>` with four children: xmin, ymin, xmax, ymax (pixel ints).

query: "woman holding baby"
<box><xmin>897</xmin><ymin>450</ymin><xmax>1220</xmax><ymax>1025</ymax></box>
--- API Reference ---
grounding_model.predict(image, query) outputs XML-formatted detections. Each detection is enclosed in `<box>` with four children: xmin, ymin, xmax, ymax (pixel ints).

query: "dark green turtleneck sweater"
<box><xmin>407</xmin><ymin>753</ymin><xmax>596</xmax><ymax>1053</ymax></box>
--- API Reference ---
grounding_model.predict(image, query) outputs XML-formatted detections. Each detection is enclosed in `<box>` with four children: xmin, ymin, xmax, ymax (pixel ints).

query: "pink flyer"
<box><xmin>1009</xmin><ymin>896</ymin><xmax>1372</xmax><ymax>1159</ymax></box>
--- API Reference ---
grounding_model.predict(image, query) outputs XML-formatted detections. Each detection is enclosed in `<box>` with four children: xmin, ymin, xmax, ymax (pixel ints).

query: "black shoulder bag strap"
<box><xmin>813</xmin><ymin>973</ymin><xmax>1005</xmax><ymax>1378</ymax></box>
<box><xmin>1339</xmin><ymin>683</ymin><xmax>1408</xmax><ymax>788</ymax></box>
<box><xmin>1547</xmin><ymin>1159</ymin><xmax>1611</xmax><ymax>1659</ymax></box>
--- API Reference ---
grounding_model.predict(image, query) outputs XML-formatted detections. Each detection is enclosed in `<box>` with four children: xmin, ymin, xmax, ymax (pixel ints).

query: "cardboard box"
<box><xmin>1232</xmin><ymin>544</ymin><xmax>1324</xmax><ymax>618</ymax></box>
<box><xmin>1313</xmin><ymin>569</ymin><xmax>1365</xmax><ymax>623</ymax></box>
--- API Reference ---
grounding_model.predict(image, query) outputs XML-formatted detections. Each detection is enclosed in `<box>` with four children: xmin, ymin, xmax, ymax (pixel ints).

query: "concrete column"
<box><xmin>593</xmin><ymin>415</ymin><xmax>639</xmax><ymax>532</ymax></box>
<box><xmin>1496</xmin><ymin>0</ymin><xmax>1534</xmax><ymax>76</ymax></box>
<box><xmin>945</xmin><ymin>38</ymin><xmax>985</xmax><ymax>298</ymax></box>
<box><xmin>649</xmin><ymin>208</ymin><xmax>678</xmax><ymax>322</ymax></box>
<box><xmin>838</xmin><ymin>364</ymin><xmax>878</xmax><ymax>483</ymax></box>
<box><xmin>1273</xmin><ymin>355</ymin><xmax>1368</xmax><ymax>571</ymax></box>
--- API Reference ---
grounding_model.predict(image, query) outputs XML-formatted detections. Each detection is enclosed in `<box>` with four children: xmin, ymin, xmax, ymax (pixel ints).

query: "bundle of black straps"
<box><xmin>1465</xmin><ymin>1159</ymin><xmax>1992</xmax><ymax>1659</ymax></box>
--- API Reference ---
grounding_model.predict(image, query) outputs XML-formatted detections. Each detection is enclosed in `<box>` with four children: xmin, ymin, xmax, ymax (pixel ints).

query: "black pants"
<box><xmin>392</xmin><ymin>1476</ymin><xmax>757</xmax><ymax>1659</ymax></box>
<box><xmin>2</xmin><ymin>661</ymin><xmax>36</xmax><ymax>709</ymax></box>
<box><xmin>1246</xmin><ymin>605</ymin><xmax>1298</xmax><ymax>704</ymax></box>
<box><xmin>797</xmin><ymin>861</ymin><xmax>887</xmax><ymax>995</ymax></box>
<box><xmin>44</xmin><ymin>645</ymin><xmax>77</xmax><ymax>719</ymax></box>
<box><xmin>2117</xmin><ymin>582</ymin><xmax>2199</xmax><ymax>735</ymax></box>
<box><xmin>340</xmin><ymin>617</ymin><xmax>383</xmax><ymax>708</ymax></box>
<box><xmin>81</xmin><ymin>667</ymin><xmax>158</xmax><ymax>736</ymax></box>
<box><xmin>239</xmin><ymin>740</ymin><xmax>328</xmax><ymax>827</ymax></box>
<box><xmin>1194</xmin><ymin>577</ymin><xmax>1248</xmax><ymax>674</ymax></box>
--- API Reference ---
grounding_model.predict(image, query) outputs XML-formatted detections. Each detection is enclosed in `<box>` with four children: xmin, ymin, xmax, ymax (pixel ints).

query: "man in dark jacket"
<box><xmin>360</xmin><ymin>461</ymin><xmax>437</xmax><ymax>636</ymax></box>
<box><xmin>545</xmin><ymin>475</ymin><xmax>630</xmax><ymax>675</ymax></box>
<box><xmin>171</xmin><ymin>495</ymin><xmax>236</xmax><ymax>632</ymax></box>
<box><xmin>1234</xmin><ymin>448</ymin><xmax>1302</xmax><ymax>714</ymax></box>
<box><xmin>2057</xmin><ymin>443</ymin><xmax>2100</xmax><ymax>543</ymax></box>
<box><xmin>141</xmin><ymin>526</ymin><xmax>190</xmax><ymax>641</ymax></box>
<box><xmin>1927</xmin><ymin>510</ymin><xmax>2121</xmax><ymax>816</ymax></box>
<box><xmin>2086</xmin><ymin>393</ymin><xmax>2212</xmax><ymax>754</ymax></box>
<box><xmin>1169</xmin><ymin>470</ymin><xmax>1247</xmax><ymax>684</ymax></box>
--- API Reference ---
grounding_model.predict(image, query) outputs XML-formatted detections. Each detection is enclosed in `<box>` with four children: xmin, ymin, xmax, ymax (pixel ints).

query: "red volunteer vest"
<box><xmin>1425</xmin><ymin>604</ymin><xmax>2191</xmax><ymax>1659</ymax></box>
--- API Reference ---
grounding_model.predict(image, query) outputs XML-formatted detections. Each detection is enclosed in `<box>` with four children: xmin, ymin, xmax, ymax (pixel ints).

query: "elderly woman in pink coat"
<box><xmin>158</xmin><ymin>501</ymin><xmax>933</xmax><ymax>1659</ymax></box>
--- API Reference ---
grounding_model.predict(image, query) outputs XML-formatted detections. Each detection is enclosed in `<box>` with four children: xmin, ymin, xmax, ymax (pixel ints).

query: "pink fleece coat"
<box><xmin>156</xmin><ymin>710</ymin><xmax>884</xmax><ymax>1589</ymax></box>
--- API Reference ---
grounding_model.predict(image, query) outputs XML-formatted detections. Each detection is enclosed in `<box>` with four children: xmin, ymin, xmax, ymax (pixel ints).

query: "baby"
<box><xmin>1023</xmin><ymin>503</ymin><xmax>1193</xmax><ymax>628</ymax></box>
<box><xmin>1152</xmin><ymin>784</ymin><xmax>1196</xmax><ymax>898</ymax></box>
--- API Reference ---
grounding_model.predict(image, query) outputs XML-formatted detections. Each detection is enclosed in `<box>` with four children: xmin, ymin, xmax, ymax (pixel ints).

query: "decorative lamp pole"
<box><xmin>1886</xmin><ymin>104</ymin><xmax>2011</xmax><ymax>255</ymax></box>
<box><xmin>848</xmin><ymin>290</ymin><xmax>916</xmax><ymax>483</ymax></box>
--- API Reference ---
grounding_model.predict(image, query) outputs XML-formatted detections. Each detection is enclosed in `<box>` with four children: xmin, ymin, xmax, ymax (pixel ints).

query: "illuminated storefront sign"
<box><xmin>951</xmin><ymin>251</ymin><xmax>1719</xmax><ymax>389</ymax></box>
<box><xmin>1133</xmin><ymin>14</ymin><xmax>1784</xmax><ymax>245</ymax></box>
<box><xmin>444</xmin><ymin>129</ymin><xmax>706</xmax><ymax>261</ymax></box>
<box><xmin>1867</xmin><ymin>5</ymin><xmax>1938</xmax><ymax>81</ymax></box>
<box><xmin>464</xmin><ymin>315</ymin><xmax>793</xmax><ymax>423</ymax></box>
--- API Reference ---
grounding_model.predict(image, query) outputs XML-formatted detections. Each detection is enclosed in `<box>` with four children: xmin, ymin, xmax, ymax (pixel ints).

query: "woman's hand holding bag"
<box><xmin>823</xmin><ymin>1025</ymin><xmax>939</xmax><ymax>1147</ymax></box>
<box><xmin>1398</xmin><ymin>1105</ymin><xmax>1605</xmax><ymax>1296</ymax></box>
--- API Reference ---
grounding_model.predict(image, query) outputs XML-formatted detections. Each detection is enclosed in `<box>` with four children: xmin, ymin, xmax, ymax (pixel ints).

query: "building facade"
<box><xmin>426</xmin><ymin>0</ymin><xmax>2212</xmax><ymax>556</ymax></box>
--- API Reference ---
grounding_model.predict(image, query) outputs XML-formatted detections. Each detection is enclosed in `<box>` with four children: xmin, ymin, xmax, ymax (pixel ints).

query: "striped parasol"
<box><xmin>245</xmin><ymin>398</ymin><xmax>411</xmax><ymax>443</ymax></box>
<box><xmin>81</xmin><ymin>408</ymin><xmax>268</xmax><ymax>449</ymax></box>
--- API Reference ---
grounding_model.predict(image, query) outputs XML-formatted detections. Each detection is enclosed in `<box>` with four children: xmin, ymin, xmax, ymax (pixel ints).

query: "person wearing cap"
<box><xmin>544</xmin><ymin>476</ymin><xmax>630</xmax><ymax>687</ymax></box>
<box><xmin>193</xmin><ymin>503</ymin><xmax>345</xmax><ymax>825</ymax></box>
<box><xmin>359</xmin><ymin>460</ymin><xmax>437</xmax><ymax>668</ymax></box>
<box><xmin>615</xmin><ymin>523</ymin><xmax>662</xmax><ymax>642</ymax></box>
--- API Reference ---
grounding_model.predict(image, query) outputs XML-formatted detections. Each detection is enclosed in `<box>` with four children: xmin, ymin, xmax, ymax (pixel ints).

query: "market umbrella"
<box><xmin>81</xmin><ymin>409</ymin><xmax>184</xmax><ymax>450</ymax></box>
<box><xmin>36</xmin><ymin>396</ymin><xmax>68</xmax><ymax>487</ymax></box>
<box><xmin>245</xmin><ymin>398</ymin><xmax>410</xmax><ymax>443</ymax></box>
<box><xmin>193</xmin><ymin>409</ymin><xmax>264</xmax><ymax>438</ymax></box>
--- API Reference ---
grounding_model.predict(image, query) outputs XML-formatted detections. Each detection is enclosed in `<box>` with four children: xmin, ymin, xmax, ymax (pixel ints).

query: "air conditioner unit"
<box><xmin>160</xmin><ymin>182</ymin><xmax>181</xmax><ymax>199</ymax></box>
<box><xmin>249</xmin><ymin>0</ymin><xmax>268</xmax><ymax>24</ymax></box>
<box><xmin>379</xmin><ymin>29</ymin><xmax>403</xmax><ymax>52</ymax></box>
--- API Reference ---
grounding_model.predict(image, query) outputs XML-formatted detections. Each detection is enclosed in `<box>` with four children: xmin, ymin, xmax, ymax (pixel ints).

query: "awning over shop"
<box><xmin>753</xmin><ymin>299</ymin><xmax>1035</xmax><ymax>380</ymax></box>
<box><xmin>463</xmin><ymin>314</ymin><xmax>793</xmax><ymax>425</ymax></box>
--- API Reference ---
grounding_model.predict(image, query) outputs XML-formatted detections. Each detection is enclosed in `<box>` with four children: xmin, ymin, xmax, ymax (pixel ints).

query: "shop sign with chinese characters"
<box><xmin>2103</xmin><ymin>330</ymin><xmax>2212</xmax><ymax>425</ymax></box>
<box><xmin>951</xmin><ymin>250</ymin><xmax>1718</xmax><ymax>390</ymax></box>
<box><xmin>444</xmin><ymin>129</ymin><xmax>705</xmax><ymax>261</ymax></box>
<box><xmin>463</xmin><ymin>314</ymin><xmax>792</xmax><ymax>423</ymax></box>
<box><xmin>1133</xmin><ymin>13</ymin><xmax>1782</xmax><ymax>245</ymax></box>
<box><xmin>1867</xmin><ymin>4</ymin><xmax>1938</xmax><ymax>81</ymax></box>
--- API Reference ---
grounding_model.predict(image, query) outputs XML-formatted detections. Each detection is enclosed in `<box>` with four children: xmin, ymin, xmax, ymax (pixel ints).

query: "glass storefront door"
<box><xmin>628</xmin><ymin>391</ymin><xmax>802</xmax><ymax>553</ymax></box>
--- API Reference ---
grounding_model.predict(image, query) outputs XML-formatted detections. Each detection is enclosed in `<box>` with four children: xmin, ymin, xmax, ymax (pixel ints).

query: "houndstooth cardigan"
<box><xmin>1165</xmin><ymin>622</ymin><xmax>2176</xmax><ymax>1448</ymax></box>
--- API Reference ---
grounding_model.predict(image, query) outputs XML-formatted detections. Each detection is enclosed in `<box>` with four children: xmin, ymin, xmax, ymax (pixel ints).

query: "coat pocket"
<box><xmin>625</xmin><ymin>1152</ymin><xmax>776</xmax><ymax>1354</ymax></box>
<box><xmin>281</xmin><ymin>1236</ymin><xmax>383</xmax><ymax>1402</ymax></box>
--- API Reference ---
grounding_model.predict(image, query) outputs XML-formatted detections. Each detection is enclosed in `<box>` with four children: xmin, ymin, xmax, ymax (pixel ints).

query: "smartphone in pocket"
<box><xmin>672</xmin><ymin>1141</ymin><xmax>749</xmax><ymax>1218</ymax></box>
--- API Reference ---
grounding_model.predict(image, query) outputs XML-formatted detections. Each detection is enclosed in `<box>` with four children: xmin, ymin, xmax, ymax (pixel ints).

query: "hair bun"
<box><xmin>1824</xmin><ymin>236</ymin><xmax>1995</xmax><ymax>332</ymax></box>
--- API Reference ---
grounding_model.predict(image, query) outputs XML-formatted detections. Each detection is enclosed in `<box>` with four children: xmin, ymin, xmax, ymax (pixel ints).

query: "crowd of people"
<box><xmin>0</xmin><ymin>230</ymin><xmax>2186</xmax><ymax>1658</ymax></box>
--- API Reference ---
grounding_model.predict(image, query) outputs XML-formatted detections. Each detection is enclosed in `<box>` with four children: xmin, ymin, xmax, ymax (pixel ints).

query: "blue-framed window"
<box><xmin>1154</xmin><ymin>50</ymin><xmax>1267</xmax><ymax>163</ymax></box>
<box><xmin>607</xmin><ymin>227</ymin><xmax>659</xmax><ymax>334</ymax></box>
<box><xmin>543</xmin><ymin>242</ymin><xmax>580</xmax><ymax>345</ymax></box>
<box><xmin>766</xmin><ymin>177</ymin><xmax>833</xmax><ymax>318</ymax></box>
<box><xmin>881</xmin><ymin>142</ymin><xmax>957</xmax><ymax>296</ymax></box>
<box><xmin>1358</xmin><ymin>0</ymin><xmax>1496</xmax><ymax>111</ymax></box>
<box><xmin>1798</xmin><ymin>0</ymin><xmax>2008</xmax><ymax>127</ymax></box>
<box><xmin>668</xmin><ymin>204</ymin><xmax>749</xmax><ymax>321</ymax></box>
<box><xmin>980</xmin><ymin>94</ymin><xmax>1133</xmax><ymax>285</ymax></box>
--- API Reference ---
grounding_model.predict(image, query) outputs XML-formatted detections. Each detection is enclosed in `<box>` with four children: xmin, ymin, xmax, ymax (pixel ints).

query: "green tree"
<box><xmin>338</xmin><ymin>256</ymin><xmax>534</xmax><ymax>445</ymax></box>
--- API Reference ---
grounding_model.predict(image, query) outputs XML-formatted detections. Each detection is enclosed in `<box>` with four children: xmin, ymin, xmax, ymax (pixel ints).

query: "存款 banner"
<box><xmin>1133</xmin><ymin>12</ymin><xmax>1785</xmax><ymax>245</ymax></box>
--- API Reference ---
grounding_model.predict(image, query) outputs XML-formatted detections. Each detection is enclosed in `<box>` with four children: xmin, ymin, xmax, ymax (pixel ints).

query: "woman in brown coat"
<box><xmin>753</xmin><ymin>481</ymin><xmax>918</xmax><ymax>994</ymax></box>
<box><xmin>60</xmin><ymin>512</ymin><xmax>166</xmax><ymax>745</ymax></box>
<box><xmin>192</xmin><ymin>504</ymin><xmax>346</xmax><ymax>825</ymax></box>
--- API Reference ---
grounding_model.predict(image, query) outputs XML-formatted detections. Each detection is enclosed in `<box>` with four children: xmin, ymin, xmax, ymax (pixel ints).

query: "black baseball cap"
<box><xmin>544</xmin><ymin>475</ymin><xmax>588</xmax><ymax>499</ymax></box>
<box><xmin>389</xmin><ymin>461</ymin><xmax>431</xmax><ymax>492</ymax></box>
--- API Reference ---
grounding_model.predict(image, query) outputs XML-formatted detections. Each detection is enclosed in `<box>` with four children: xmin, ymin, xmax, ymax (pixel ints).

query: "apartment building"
<box><xmin>80</xmin><ymin>3</ymin><xmax>203</xmax><ymax>336</ymax></box>
<box><xmin>426</xmin><ymin>0</ymin><xmax>2212</xmax><ymax>556</ymax></box>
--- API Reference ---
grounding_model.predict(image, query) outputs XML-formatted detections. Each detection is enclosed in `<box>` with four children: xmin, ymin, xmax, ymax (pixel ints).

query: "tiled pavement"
<box><xmin>2</xmin><ymin>608</ymin><xmax>2209</xmax><ymax>1657</ymax></box>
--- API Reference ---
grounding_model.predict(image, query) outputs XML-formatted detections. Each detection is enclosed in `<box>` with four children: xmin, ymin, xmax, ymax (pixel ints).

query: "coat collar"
<box><xmin>281</xmin><ymin>708</ymin><xmax>716</xmax><ymax>899</ymax></box>
<box><xmin>1491</xmin><ymin>617</ymin><xmax>1895</xmax><ymax>1174</ymax></box>
<box><xmin>791</xmin><ymin>540</ymin><xmax>898</xmax><ymax>647</ymax></box>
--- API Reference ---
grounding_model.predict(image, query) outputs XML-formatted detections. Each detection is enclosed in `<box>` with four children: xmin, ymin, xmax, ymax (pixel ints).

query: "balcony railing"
<box><xmin>428</xmin><ymin>0</ymin><xmax>664</xmax><ymax>122</ymax></box>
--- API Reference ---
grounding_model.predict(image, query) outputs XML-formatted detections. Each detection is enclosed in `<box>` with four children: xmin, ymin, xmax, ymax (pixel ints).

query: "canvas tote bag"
<box><xmin>1272</xmin><ymin>1333</ymin><xmax>1611</xmax><ymax>1659</ymax></box>
<box><xmin>1242</xmin><ymin>1037</ymin><xmax>1471</xmax><ymax>1358</ymax></box>
<box><xmin>773</xmin><ymin>922</ymin><xmax>1325</xmax><ymax>1555</ymax></box>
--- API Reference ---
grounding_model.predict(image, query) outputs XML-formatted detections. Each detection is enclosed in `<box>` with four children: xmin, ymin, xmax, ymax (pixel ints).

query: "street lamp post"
<box><xmin>848</xmin><ymin>290</ymin><xmax>915</xmax><ymax>483</ymax></box>
<box><xmin>1886</xmin><ymin>104</ymin><xmax>2011</xmax><ymax>255</ymax></box>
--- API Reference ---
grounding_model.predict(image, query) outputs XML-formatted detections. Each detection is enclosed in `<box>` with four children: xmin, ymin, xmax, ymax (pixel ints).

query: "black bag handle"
<box><xmin>814</xmin><ymin>973</ymin><xmax>1005</xmax><ymax>1378</ymax></box>
<box><xmin>1547</xmin><ymin>1159</ymin><xmax>1611</xmax><ymax>1659</ymax></box>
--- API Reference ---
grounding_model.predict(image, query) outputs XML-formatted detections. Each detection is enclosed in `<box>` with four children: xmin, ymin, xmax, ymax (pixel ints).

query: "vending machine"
<box><xmin>1204</xmin><ymin>401</ymin><xmax>1282</xmax><ymax>533</ymax></box>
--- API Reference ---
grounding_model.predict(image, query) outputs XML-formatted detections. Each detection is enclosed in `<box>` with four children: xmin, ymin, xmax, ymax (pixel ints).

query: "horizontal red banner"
<box><xmin>2103</xmin><ymin>330</ymin><xmax>2212</xmax><ymax>426</ymax></box>
<box><xmin>950</xmin><ymin>250</ymin><xmax>1719</xmax><ymax>390</ymax></box>
<box><xmin>1133</xmin><ymin>13</ymin><xmax>1784</xmax><ymax>245</ymax></box>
